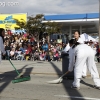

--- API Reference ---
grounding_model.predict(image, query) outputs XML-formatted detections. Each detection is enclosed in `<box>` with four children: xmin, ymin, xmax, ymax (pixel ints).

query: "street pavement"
<box><xmin>0</xmin><ymin>60</ymin><xmax>100</xmax><ymax>100</ymax></box>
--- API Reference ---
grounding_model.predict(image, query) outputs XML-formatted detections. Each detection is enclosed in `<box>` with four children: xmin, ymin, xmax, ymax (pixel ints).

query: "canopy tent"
<box><xmin>80</xmin><ymin>33</ymin><xmax>97</xmax><ymax>42</ymax></box>
<box><xmin>62</xmin><ymin>33</ymin><xmax>98</xmax><ymax>52</ymax></box>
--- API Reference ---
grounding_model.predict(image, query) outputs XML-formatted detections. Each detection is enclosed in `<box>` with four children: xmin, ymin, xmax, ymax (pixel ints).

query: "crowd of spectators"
<box><xmin>86</xmin><ymin>40</ymin><xmax>100</xmax><ymax>63</ymax></box>
<box><xmin>2</xmin><ymin>32</ymin><xmax>100</xmax><ymax>63</ymax></box>
<box><xmin>2</xmin><ymin>33</ymin><xmax>66</xmax><ymax>61</ymax></box>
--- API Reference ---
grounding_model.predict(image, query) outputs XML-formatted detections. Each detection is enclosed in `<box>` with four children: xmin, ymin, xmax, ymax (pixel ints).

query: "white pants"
<box><xmin>73</xmin><ymin>50</ymin><xmax>100</xmax><ymax>87</ymax></box>
<box><xmin>82</xmin><ymin>63</ymin><xmax>87</xmax><ymax>77</ymax></box>
<box><xmin>82</xmin><ymin>48</ymin><xmax>97</xmax><ymax>77</ymax></box>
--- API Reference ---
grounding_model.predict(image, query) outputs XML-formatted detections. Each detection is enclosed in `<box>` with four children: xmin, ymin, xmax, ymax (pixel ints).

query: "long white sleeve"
<box><xmin>68</xmin><ymin>47</ymin><xmax>75</xmax><ymax>72</ymax></box>
<box><xmin>62</xmin><ymin>43</ymin><xmax>70</xmax><ymax>52</ymax></box>
<box><xmin>0</xmin><ymin>37</ymin><xmax>6</xmax><ymax>54</ymax></box>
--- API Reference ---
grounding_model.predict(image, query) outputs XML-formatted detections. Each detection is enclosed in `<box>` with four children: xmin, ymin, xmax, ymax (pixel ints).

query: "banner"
<box><xmin>0</xmin><ymin>13</ymin><xmax>27</xmax><ymax>30</ymax></box>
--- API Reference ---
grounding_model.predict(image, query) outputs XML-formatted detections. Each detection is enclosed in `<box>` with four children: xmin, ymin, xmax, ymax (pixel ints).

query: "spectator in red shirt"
<box><xmin>24</xmin><ymin>44</ymin><xmax>32</xmax><ymax>60</ymax></box>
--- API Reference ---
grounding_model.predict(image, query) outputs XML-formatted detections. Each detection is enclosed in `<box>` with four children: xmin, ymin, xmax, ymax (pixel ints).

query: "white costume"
<box><xmin>62</xmin><ymin>43</ymin><xmax>70</xmax><ymax>52</ymax></box>
<box><xmin>78</xmin><ymin>37</ymin><xmax>87</xmax><ymax>77</ymax></box>
<box><xmin>75</xmin><ymin>37</ymin><xmax>87</xmax><ymax>77</ymax></box>
<box><xmin>0</xmin><ymin>36</ymin><xmax>6</xmax><ymax>63</ymax></box>
<box><xmin>77</xmin><ymin>37</ymin><xmax>84</xmax><ymax>44</ymax></box>
<box><xmin>68</xmin><ymin>44</ymin><xmax>100</xmax><ymax>87</ymax></box>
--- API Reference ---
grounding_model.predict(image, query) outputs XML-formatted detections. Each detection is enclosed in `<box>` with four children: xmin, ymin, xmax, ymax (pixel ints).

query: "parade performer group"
<box><xmin>67</xmin><ymin>31</ymin><xmax>100</xmax><ymax>89</ymax></box>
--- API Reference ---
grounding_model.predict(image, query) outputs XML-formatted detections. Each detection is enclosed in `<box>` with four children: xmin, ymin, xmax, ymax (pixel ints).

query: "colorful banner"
<box><xmin>0</xmin><ymin>13</ymin><xmax>27</xmax><ymax>30</ymax></box>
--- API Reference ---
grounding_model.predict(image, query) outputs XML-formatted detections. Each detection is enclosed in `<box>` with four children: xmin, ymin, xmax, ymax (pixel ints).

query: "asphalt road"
<box><xmin>0</xmin><ymin>74</ymin><xmax>100</xmax><ymax>100</ymax></box>
<box><xmin>0</xmin><ymin>60</ymin><xmax>100</xmax><ymax>100</ymax></box>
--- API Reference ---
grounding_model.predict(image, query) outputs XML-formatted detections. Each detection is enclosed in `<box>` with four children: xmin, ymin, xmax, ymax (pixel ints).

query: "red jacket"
<box><xmin>25</xmin><ymin>47</ymin><xmax>32</xmax><ymax>54</ymax></box>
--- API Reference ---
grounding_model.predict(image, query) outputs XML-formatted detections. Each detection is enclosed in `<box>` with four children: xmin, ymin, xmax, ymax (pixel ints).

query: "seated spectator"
<box><xmin>5</xmin><ymin>42</ymin><xmax>11</xmax><ymax>58</ymax></box>
<box><xmin>19</xmin><ymin>44</ymin><xmax>25</xmax><ymax>54</ymax></box>
<box><xmin>16</xmin><ymin>51</ymin><xmax>24</xmax><ymax>60</ymax></box>
<box><xmin>40</xmin><ymin>50</ymin><xmax>46</xmax><ymax>61</ymax></box>
<box><xmin>45</xmin><ymin>51</ymin><xmax>51</xmax><ymax>61</ymax></box>
<box><xmin>34</xmin><ymin>50</ymin><xmax>40</xmax><ymax>61</ymax></box>
<box><xmin>53</xmin><ymin>51</ymin><xmax>59</xmax><ymax>61</ymax></box>
<box><xmin>10</xmin><ymin>48</ymin><xmax>15</xmax><ymax>60</ymax></box>
<box><xmin>24</xmin><ymin>44</ymin><xmax>32</xmax><ymax>60</ymax></box>
<box><xmin>48</xmin><ymin>49</ymin><xmax>53</xmax><ymax>61</ymax></box>
<box><xmin>30</xmin><ymin>46</ymin><xmax>36</xmax><ymax>61</ymax></box>
<box><xmin>42</xmin><ymin>42</ymin><xmax>48</xmax><ymax>51</ymax></box>
<box><xmin>53</xmin><ymin>46</ymin><xmax>57</xmax><ymax>53</ymax></box>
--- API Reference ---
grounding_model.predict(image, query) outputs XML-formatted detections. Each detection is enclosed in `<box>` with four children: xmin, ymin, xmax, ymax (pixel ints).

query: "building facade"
<box><xmin>43</xmin><ymin>13</ymin><xmax>99</xmax><ymax>39</ymax></box>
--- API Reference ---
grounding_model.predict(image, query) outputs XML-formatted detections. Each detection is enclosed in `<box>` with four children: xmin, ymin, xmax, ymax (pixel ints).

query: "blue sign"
<box><xmin>0</xmin><ymin>15</ymin><xmax>16</xmax><ymax>24</ymax></box>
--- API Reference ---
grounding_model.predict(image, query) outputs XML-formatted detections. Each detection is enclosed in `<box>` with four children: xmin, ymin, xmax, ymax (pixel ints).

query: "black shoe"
<box><xmin>93</xmin><ymin>85</ymin><xmax>100</xmax><ymax>89</ymax></box>
<box><xmin>71</xmin><ymin>85</ymin><xmax>80</xmax><ymax>90</ymax></box>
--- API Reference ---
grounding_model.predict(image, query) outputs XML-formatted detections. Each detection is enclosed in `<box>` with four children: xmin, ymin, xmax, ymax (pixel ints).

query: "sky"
<box><xmin>0</xmin><ymin>0</ymin><xmax>99</xmax><ymax>16</ymax></box>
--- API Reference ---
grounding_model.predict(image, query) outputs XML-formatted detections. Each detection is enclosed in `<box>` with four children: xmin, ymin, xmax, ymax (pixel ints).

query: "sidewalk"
<box><xmin>0</xmin><ymin>60</ymin><xmax>100</xmax><ymax>76</ymax></box>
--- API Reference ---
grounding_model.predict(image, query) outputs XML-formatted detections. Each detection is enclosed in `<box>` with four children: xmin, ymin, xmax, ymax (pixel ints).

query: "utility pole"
<box><xmin>99</xmin><ymin>0</ymin><xmax>100</xmax><ymax>48</ymax></box>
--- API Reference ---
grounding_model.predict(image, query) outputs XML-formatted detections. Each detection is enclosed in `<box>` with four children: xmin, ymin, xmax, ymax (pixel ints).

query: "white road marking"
<box><xmin>54</xmin><ymin>95</ymin><xmax>100</xmax><ymax>100</ymax></box>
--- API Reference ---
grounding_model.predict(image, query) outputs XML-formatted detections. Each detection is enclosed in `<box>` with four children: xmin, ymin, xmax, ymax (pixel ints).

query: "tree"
<box><xmin>45</xmin><ymin>21</ymin><xmax>62</xmax><ymax>35</ymax></box>
<box><xmin>26</xmin><ymin>14</ymin><xmax>62</xmax><ymax>36</ymax></box>
<box><xmin>15</xmin><ymin>14</ymin><xmax>62</xmax><ymax>43</ymax></box>
<box><xmin>26</xmin><ymin>14</ymin><xmax>44</xmax><ymax>33</ymax></box>
<box><xmin>14</xmin><ymin>19</ymin><xmax>26</xmax><ymax>30</ymax></box>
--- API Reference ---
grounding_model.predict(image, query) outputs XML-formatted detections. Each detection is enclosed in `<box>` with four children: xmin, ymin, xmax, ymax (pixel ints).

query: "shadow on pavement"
<box><xmin>49</xmin><ymin>62</ymin><xmax>85</xmax><ymax>100</ymax></box>
<box><xmin>0</xmin><ymin>61</ymin><xmax>33</xmax><ymax>93</ymax></box>
<box><xmin>80</xmin><ymin>80</ymin><xmax>93</xmax><ymax>88</ymax></box>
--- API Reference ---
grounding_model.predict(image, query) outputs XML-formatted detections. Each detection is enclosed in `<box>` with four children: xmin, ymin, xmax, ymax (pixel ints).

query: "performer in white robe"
<box><xmin>73</xmin><ymin>31</ymin><xmax>87</xmax><ymax>77</ymax></box>
<box><xmin>68</xmin><ymin>41</ymin><xmax>100</xmax><ymax>89</ymax></box>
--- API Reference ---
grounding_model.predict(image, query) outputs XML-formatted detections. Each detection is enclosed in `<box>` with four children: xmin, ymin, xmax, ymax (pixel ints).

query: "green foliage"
<box><xmin>44</xmin><ymin>22</ymin><xmax>62</xmax><ymax>35</ymax></box>
<box><xmin>15</xmin><ymin>14</ymin><xmax>62</xmax><ymax>37</ymax></box>
<box><xmin>26</xmin><ymin>14</ymin><xmax>44</xmax><ymax>33</ymax></box>
<box><xmin>14</xmin><ymin>19</ymin><xmax>26</xmax><ymax>29</ymax></box>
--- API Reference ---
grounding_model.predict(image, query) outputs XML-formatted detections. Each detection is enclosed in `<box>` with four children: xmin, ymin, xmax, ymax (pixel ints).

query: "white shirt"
<box><xmin>77</xmin><ymin>37</ymin><xmax>84</xmax><ymax>44</ymax></box>
<box><xmin>62</xmin><ymin>43</ymin><xmax>70</xmax><ymax>52</ymax></box>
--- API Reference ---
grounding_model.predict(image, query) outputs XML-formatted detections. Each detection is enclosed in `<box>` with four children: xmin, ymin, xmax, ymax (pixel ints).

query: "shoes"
<box><xmin>71</xmin><ymin>85</ymin><xmax>80</xmax><ymax>90</ymax></box>
<box><xmin>93</xmin><ymin>85</ymin><xmax>100</xmax><ymax>89</ymax></box>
